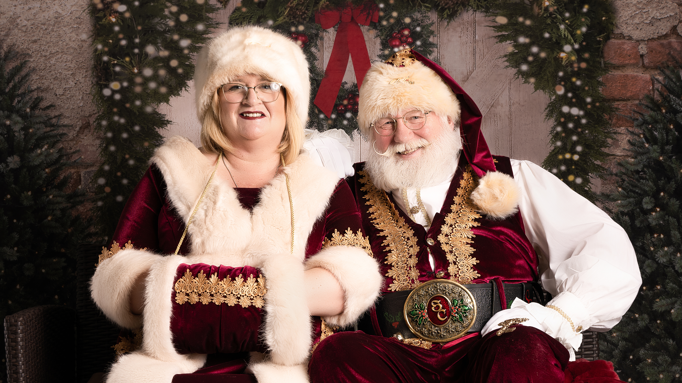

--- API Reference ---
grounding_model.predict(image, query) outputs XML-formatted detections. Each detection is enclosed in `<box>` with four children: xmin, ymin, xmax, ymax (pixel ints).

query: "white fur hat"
<box><xmin>194</xmin><ymin>26</ymin><xmax>310</xmax><ymax>125</ymax></box>
<box><xmin>357</xmin><ymin>53</ymin><xmax>460</xmax><ymax>138</ymax></box>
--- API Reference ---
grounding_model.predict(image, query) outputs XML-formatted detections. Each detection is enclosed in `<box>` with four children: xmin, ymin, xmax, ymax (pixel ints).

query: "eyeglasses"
<box><xmin>220</xmin><ymin>82</ymin><xmax>283</xmax><ymax>103</ymax></box>
<box><xmin>370</xmin><ymin>110</ymin><xmax>430</xmax><ymax>136</ymax></box>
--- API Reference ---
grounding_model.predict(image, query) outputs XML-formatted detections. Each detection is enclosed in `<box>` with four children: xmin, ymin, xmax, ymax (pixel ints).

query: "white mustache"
<box><xmin>377</xmin><ymin>139</ymin><xmax>431</xmax><ymax>157</ymax></box>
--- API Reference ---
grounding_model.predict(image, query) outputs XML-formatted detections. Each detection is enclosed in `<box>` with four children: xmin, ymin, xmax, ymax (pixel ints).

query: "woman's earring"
<box><xmin>372</xmin><ymin>141</ymin><xmax>390</xmax><ymax>157</ymax></box>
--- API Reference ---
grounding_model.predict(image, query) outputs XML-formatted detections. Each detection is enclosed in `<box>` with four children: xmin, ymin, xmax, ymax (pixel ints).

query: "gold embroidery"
<box><xmin>113</xmin><ymin>329</ymin><xmax>142</xmax><ymax>359</ymax></box>
<box><xmin>496</xmin><ymin>318</ymin><xmax>528</xmax><ymax>336</ymax></box>
<box><xmin>438</xmin><ymin>168</ymin><xmax>482</xmax><ymax>284</ymax></box>
<box><xmin>322</xmin><ymin>228</ymin><xmax>374</xmax><ymax>258</ymax></box>
<box><xmin>402</xmin><ymin>338</ymin><xmax>433</xmax><ymax>349</ymax></box>
<box><xmin>312</xmin><ymin>319</ymin><xmax>339</xmax><ymax>353</ymax></box>
<box><xmin>97</xmin><ymin>240</ymin><xmax>135</xmax><ymax>267</ymax></box>
<box><xmin>174</xmin><ymin>269</ymin><xmax>267</xmax><ymax>308</ymax></box>
<box><xmin>359</xmin><ymin>171</ymin><xmax>420</xmax><ymax>291</ymax></box>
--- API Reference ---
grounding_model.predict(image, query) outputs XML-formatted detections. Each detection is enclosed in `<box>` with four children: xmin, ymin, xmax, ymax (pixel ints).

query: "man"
<box><xmin>307</xmin><ymin>49</ymin><xmax>641</xmax><ymax>382</ymax></box>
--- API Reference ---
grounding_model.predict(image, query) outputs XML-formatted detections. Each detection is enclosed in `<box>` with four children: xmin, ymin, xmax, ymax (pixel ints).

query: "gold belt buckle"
<box><xmin>403</xmin><ymin>279</ymin><xmax>477</xmax><ymax>343</ymax></box>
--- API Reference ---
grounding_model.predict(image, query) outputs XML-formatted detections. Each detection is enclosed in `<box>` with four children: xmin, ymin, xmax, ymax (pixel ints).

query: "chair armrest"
<box><xmin>4</xmin><ymin>305</ymin><xmax>76</xmax><ymax>383</ymax></box>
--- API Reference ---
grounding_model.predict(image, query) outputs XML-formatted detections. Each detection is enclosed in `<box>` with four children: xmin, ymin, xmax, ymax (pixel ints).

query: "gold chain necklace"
<box><xmin>221</xmin><ymin>154</ymin><xmax>239</xmax><ymax>188</ymax></box>
<box><xmin>401</xmin><ymin>188</ymin><xmax>432</xmax><ymax>227</ymax></box>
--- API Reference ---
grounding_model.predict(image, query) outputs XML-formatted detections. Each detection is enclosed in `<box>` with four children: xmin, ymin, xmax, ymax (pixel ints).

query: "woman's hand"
<box><xmin>304</xmin><ymin>267</ymin><xmax>345</xmax><ymax>317</ymax></box>
<box><xmin>129</xmin><ymin>270</ymin><xmax>149</xmax><ymax>315</ymax></box>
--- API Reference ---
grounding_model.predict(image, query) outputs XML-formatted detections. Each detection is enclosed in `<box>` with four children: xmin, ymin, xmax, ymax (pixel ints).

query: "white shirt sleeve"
<box><xmin>511</xmin><ymin>159</ymin><xmax>641</xmax><ymax>333</ymax></box>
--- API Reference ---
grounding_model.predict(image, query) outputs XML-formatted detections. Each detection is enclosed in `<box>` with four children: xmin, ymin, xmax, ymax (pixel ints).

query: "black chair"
<box><xmin>4</xmin><ymin>243</ymin><xmax>119</xmax><ymax>383</ymax></box>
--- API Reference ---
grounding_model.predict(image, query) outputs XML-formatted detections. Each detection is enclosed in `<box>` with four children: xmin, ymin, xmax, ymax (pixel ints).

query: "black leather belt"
<box><xmin>373</xmin><ymin>281</ymin><xmax>547</xmax><ymax>343</ymax></box>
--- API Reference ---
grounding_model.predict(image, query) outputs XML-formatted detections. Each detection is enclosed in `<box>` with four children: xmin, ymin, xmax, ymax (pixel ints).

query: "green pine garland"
<box><xmin>89</xmin><ymin>0</ymin><xmax>219</xmax><ymax>238</ymax></box>
<box><xmin>490</xmin><ymin>0</ymin><xmax>615</xmax><ymax>200</ymax></box>
<box><xmin>599</xmin><ymin>64</ymin><xmax>682</xmax><ymax>382</ymax></box>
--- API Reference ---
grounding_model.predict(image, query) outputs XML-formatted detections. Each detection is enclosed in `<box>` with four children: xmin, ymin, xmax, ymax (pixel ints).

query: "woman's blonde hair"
<box><xmin>200</xmin><ymin>84</ymin><xmax>304</xmax><ymax>166</ymax></box>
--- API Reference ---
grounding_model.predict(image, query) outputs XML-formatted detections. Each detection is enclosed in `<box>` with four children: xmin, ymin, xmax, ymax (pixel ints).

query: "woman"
<box><xmin>91</xmin><ymin>26</ymin><xmax>382</xmax><ymax>383</ymax></box>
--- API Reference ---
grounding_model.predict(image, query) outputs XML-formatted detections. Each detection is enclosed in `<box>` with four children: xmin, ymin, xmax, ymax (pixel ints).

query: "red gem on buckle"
<box><xmin>426</xmin><ymin>295</ymin><xmax>451</xmax><ymax>326</ymax></box>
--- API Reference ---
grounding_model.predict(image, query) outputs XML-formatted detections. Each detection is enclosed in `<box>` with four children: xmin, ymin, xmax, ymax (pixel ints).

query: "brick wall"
<box><xmin>598</xmin><ymin>0</ymin><xmax>681</xmax><ymax>194</ymax></box>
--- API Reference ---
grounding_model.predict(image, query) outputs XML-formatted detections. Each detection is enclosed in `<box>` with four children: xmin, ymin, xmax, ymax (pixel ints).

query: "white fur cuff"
<box><xmin>259</xmin><ymin>254</ymin><xmax>312</xmax><ymax>366</ymax></box>
<box><xmin>91</xmin><ymin>249</ymin><xmax>162</xmax><ymax>329</ymax></box>
<box><xmin>247</xmin><ymin>353</ymin><xmax>309</xmax><ymax>383</ymax></box>
<box><xmin>304</xmin><ymin>246</ymin><xmax>382</xmax><ymax>327</ymax></box>
<box><xmin>141</xmin><ymin>255</ymin><xmax>188</xmax><ymax>361</ymax></box>
<box><xmin>105</xmin><ymin>351</ymin><xmax>206</xmax><ymax>383</ymax></box>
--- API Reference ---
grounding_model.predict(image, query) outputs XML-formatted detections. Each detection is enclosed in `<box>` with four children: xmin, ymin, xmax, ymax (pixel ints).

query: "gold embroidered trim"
<box><xmin>402</xmin><ymin>338</ymin><xmax>433</xmax><ymax>349</ymax></box>
<box><xmin>322</xmin><ymin>228</ymin><xmax>374</xmax><ymax>258</ymax></box>
<box><xmin>438</xmin><ymin>167</ymin><xmax>482</xmax><ymax>284</ymax></box>
<box><xmin>113</xmin><ymin>328</ymin><xmax>142</xmax><ymax>359</ymax></box>
<box><xmin>359</xmin><ymin>171</ymin><xmax>419</xmax><ymax>291</ymax></box>
<box><xmin>97</xmin><ymin>240</ymin><xmax>135</xmax><ymax>267</ymax></box>
<box><xmin>496</xmin><ymin>318</ymin><xmax>529</xmax><ymax>336</ymax></box>
<box><xmin>174</xmin><ymin>269</ymin><xmax>267</xmax><ymax>308</ymax></box>
<box><xmin>312</xmin><ymin>319</ymin><xmax>339</xmax><ymax>353</ymax></box>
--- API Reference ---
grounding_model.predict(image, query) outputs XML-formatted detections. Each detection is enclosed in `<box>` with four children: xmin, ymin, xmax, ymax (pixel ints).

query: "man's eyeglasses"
<box><xmin>370</xmin><ymin>110</ymin><xmax>430</xmax><ymax>136</ymax></box>
<box><xmin>220</xmin><ymin>82</ymin><xmax>283</xmax><ymax>103</ymax></box>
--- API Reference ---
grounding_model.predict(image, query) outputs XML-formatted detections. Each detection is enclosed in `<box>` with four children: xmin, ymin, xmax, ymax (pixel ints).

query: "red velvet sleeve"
<box><xmin>109</xmin><ymin>165</ymin><xmax>189</xmax><ymax>255</ymax></box>
<box><xmin>304</xmin><ymin>179</ymin><xmax>365</xmax><ymax>257</ymax></box>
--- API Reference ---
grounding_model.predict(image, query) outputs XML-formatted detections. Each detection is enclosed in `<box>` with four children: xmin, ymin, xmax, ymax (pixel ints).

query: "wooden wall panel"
<box><xmin>481</xmin><ymin>83</ymin><xmax>513</xmax><ymax>158</ymax></box>
<box><xmin>509</xmin><ymin>81</ymin><xmax>552</xmax><ymax>164</ymax></box>
<box><xmin>437</xmin><ymin>11</ymin><xmax>476</xmax><ymax>83</ymax></box>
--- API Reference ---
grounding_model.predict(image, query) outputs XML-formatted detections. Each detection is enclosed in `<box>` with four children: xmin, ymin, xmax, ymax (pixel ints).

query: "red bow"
<box><xmin>314</xmin><ymin>3</ymin><xmax>379</xmax><ymax>117</ymax></box>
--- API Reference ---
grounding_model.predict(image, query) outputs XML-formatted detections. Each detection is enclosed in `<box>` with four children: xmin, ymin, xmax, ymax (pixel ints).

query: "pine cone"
<box><xmin>285</xmin><ymin>0</ymin><xmax>311</xmax><ymax>24</ymax></box>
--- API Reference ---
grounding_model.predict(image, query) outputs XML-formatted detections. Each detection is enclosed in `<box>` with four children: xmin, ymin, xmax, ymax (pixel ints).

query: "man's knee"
<box><xmin>484</xmin><ymin>325</ymin><xmax>569</xmax><ymax>366</ymax></box>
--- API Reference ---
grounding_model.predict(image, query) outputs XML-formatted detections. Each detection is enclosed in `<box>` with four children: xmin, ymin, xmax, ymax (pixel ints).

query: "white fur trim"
<box><xmin>151</xmin><ymin>137</ymin><xmax>340</xmax><ymax>261</ymax></box>
<box><xmin>140</xmin><ymin>255</ymin><xmax>188</xmax><ymax>361</ymax></box>
<box><xmin>194</xmin><ymin>26</ymin><xmax>310</xmax><ymax>125</ymax></box>
<box><xmin>470</xmin><ymin>171</ymin><xmax>519</xmax><ymax>220</ymax></box>
<box><xmin>304</xmin><ymin>246</ymin><xmax>382</xmax><ymax>327</ymax></box>
<box><xmin>259</xmin><ymin>255</ymin><xmax>311</xmax><ymax>366</ymax></box>
<box><xmin>91</xmin><ymin>249</ymin><xmax>161</xmax><ymax>329</ymax></box>
<box><xmin>357</xmin><ymin>61</ymin><xmax>460</xmax><ymax>137</ymax></box>
<box><xmin>105</xmin><ymin>138</ymin><xmax>341</xmax><ymax>380</ymax></box>
<box><xmin>247</xmin><ymin>353</ymin><xmax>309</xmax><ymax>383</ymax></box>
<box><xmin>105</xmin><ymin>351</ymin><xmax>206</xmax><ymax>383</ymax></box>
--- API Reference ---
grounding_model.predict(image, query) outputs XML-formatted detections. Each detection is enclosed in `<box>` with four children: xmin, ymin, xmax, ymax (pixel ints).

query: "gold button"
<box><xmin>436</xmin><ymin>271</ymin><xmax>445</xmax><ymax>278</ymax></box>
<box><xmin>410</xmin><ymin>206</ymin><xmax>420</xmax><ymax>214</ymax></box>
<box><xmin>426</xmin><ymin>238</ymin><xmax>434</xmax><ymax>246</ymax></box>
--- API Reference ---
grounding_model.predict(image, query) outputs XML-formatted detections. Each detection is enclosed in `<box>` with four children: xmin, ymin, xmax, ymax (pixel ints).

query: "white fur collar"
<box><xmin>150</xmin><ymin>136</ymin><xmax>339</xmax><ymax>262</ymax></box>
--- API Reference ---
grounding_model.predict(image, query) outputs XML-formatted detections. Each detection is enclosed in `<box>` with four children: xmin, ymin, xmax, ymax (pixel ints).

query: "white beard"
<box><xmin>365</xmin><ymin>127</ymin><xmax>462</xmax><ymax>191</ymax></box>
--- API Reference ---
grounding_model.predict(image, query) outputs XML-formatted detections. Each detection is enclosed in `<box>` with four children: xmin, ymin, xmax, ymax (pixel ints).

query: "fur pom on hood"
<box><xmin>470</xmin><ymin>171</ymin><xmax>519</xmax><ymax>220</ymax></box>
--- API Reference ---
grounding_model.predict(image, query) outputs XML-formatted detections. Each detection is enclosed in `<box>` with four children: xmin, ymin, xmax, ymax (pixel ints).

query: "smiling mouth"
<box><xmin>397</xmin><ymin>147</ymin><xmax>420</xmax><ymax>155</ymax></box>
<box><xmin>241</xmin><ymin>112</ymin><xmax>265</xmax><ymax>117</ymax></box>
